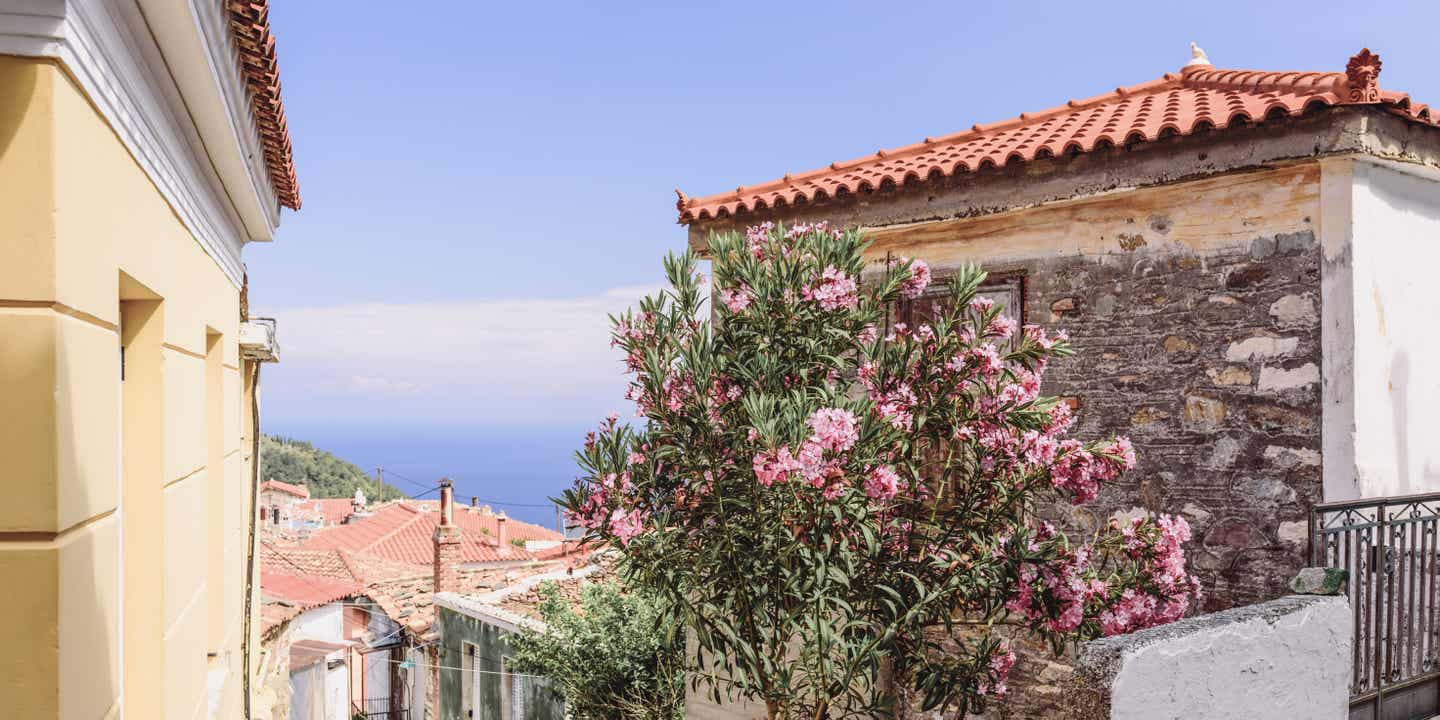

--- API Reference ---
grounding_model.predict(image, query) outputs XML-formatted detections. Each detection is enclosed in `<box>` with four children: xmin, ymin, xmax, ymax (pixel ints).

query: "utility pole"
<box><xmin>376</xmin><ymin>466</ymin><xmax>384</xmax><ymax>503</ymax></box>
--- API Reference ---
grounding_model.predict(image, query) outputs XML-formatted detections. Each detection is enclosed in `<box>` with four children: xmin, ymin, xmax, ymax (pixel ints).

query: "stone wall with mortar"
<box><xmin>1025</xmin><ymin>228</ymin><xmax>1323</xmax><ymax>610</ymax></box>
<box><xmin>906</xmin><ymin>172</ymin><xmax>1324</xmax><ymax>720</ymax></box>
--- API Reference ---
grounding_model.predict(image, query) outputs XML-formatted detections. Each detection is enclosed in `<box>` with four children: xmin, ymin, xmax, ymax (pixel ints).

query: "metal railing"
<box><xmin>1311</xmin><ymin>491</ymin><xmax>1440</xmax><ymax>719</ymax></box>
<box><xmin>352</xmin><ymin>696</ymin><xmax>406</xmax><ymax>719</ymax></box>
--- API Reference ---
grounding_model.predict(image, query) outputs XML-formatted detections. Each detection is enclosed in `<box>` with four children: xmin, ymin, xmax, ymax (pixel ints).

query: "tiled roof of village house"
<box><xmin>292</xmin><ymin>497</ymin><xmax>359</xmax><ymax>525</ymax></box>
<box><xmin>259</xmin><ymin>570</ymin><xmax>358</xmax><ymax>634</ymax></box>
<box><xmin>297</xmin><ymin>501</ymin><xmax>565</xmax><ymax>566</ymax></box>
<box><xmin>675</xmin><ymin>48</ymin><xmax>1436</xmax><ymax>224</ymax></box>
<box><xmin>259</xmin><ymin>479</ymin><xmax>309</xmax><ymax>499</ymax></box>
<box><xmin>258</xmin><ymin>544</ymin><xmax>421</xmax><ymax>585</ymax></box>
<box><xmin>228</xmin><ymin>1</ymin><xmax>301</xmax><ymax>209</ymax></box>
<box><xmin>365</xmin><ymin>562</ymin><xmax>567</xmax><ymax>637</ymax></box>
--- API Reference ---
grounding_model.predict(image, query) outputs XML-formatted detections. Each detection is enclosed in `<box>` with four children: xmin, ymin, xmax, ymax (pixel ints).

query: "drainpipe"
<box><xmin>242</xmin><ymin>361</ymin><xmax>261</xmax><ymax>718</ymax></box>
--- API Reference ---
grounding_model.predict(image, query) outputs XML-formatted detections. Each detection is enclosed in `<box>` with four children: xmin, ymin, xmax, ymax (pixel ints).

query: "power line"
<box><xmin>377</xmin><ymin>468</ymin><xmax>432</xmax><ymax>492</ymax></box>
<box><xmin>369</xmin><ymin>653</ymin><xmax>553</xmax><ymax>680</ymax></box>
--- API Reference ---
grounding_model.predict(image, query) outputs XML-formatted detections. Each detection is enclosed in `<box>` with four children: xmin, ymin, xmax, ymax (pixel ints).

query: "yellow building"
<box><xmin>0</xmin><ymin>1</ymin><xmax>299</xmax><ymax>717</ymax></box>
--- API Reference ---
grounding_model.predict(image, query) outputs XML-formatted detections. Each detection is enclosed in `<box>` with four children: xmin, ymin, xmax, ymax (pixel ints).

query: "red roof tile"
<box><xmin>227</xmin><ymin>1</ymin><xmax>301</xmax><ymax>210</ymax></box>
<box><xmin>676</xmin><ymin>49</ymin><xmax>1435</xmax><ymax>224</ymax></box>
<box><xmin>296</xmin><ymin>502</ymin><xmax>565</xmax><ymax>567</ymax></box>
<box><xmin>365</xmin><ymin>562</ymin><xmax>564</xmax><ymax>636</ymax></box>
<box><xmin>260</xmin><ymin>479</ymin><xmax>309</xmax><ymax>499</ymax></box>
<box><xmin>261</xmin><ymin>569</ymin><xmax>358</xmax><ymax>608</ymax></box>
<box><xmin>292</xmin><ymin>498</ymin><xmax>358</xmax><ymax>525</ymax></box>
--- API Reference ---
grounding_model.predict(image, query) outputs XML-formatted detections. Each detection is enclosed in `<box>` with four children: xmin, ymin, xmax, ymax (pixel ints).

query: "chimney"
<box><xmin>496</xmin><ymin>511</ymin><xmax>509</xmax><ymax>549</ymax></box>
<box><xmin>471</xmin><ymin>496</ymin><xmax>478</xmax><ymax>508</ymax></box>
<box><xmin>432</xmin><ymin>478</ymin><xmax>461</xmax><ymax>595</ymax></box>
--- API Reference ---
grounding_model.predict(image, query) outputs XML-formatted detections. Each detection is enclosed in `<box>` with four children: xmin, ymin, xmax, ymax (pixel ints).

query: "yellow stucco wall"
<box><xmin>0</xmin><ymin>55</ymin><xmax>257</xmax><ymax>719</ymax></box>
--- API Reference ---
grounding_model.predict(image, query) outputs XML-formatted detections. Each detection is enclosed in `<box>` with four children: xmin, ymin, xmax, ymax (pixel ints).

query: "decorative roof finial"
<box><xmin>674</xmin><ymin>188</ymin><xmax>690</xmax><ymax>210</ymax></box>
<box><xmin>1184</xmin><ymin>42</ymin><xmax>1211</xmax><ymax>69</ymax></box>
<box><xmin>1345</xmin><ymin>48</ymin><xmax>1382</xmax><ymax>103</ymax></box>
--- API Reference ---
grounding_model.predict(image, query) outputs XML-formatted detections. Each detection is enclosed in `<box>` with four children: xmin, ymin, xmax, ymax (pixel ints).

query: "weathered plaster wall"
<box><xmin>434</xmin><ymin>606</ymin><xmax>563</xmax><ymax>720</ymax></box>
<box><xmin>254</xmin><ymin>624</ymin><xmax>295</xmax><ymax>720</ymax></box>
<box><xmin>1344</xmin><ymin>161</ymin><xmax>1440</xmax><ymax>498</ymax></box>
<box><xmin>1065</xmin><ymin>595</ymin><xmax>1351</xmax><ymax>719</ymax></box>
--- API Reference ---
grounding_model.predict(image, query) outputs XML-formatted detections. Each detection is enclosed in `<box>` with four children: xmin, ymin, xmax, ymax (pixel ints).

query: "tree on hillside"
<box><xmin>558</xmin><ymin>223</ymin><xmax>1201</xmax><ymax>718</ymax></box>
<box><xmin>259</xmin><ymin>434</ymin><xmax>404</xmax><ymax>501</ymax></box>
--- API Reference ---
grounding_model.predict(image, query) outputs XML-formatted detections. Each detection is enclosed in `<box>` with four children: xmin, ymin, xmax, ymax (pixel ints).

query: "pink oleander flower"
<box><xmin>608</xmin><ymin>508</ymin><xmax>647</xmax><ymax>546</ymax></box>
<box><xmin>969</xmin><ymin>296</ymin><xmax>995</xmax><ymax>314</ymax></box>
<box><xmin>806</xmin><ymin>408</ymin><xmax>858</xmax><ymax>453</ymax></box>
<box><xmin>753</xmin><ymin>447</ymin><xmax>801</xmax><ymax>486</ymax></box>
<box><xmin>720</xmin><ymin>285</ymin><xmax>752</xmax><ymax>313</ymax></box>
<box><xmin>872</xmin><ymin>384</ymin><xmax>917</xmax><ymax>431</ymax></box>
<box><xmin>864</xmin><ymin>465</ymin><xmax>900</xmax><ymax>502</ymax></box>
<box><xmin>745</xmin><ymin>222</ymin><xmax>773</xmax><ymax>259</ymax></box>
<box><xmin>857</xmin><ymin>324</ymin><xmax>879</xmax><ymax>345</ymax></box>
<box><xmin>978</xmin><ymin>646</ymin><xmax>1017</xmax><ymax>697</ymax></box>
<box><xmin>803</xmin><ymin>266</ymin><xmax>859</xmax><ymax>311</ymax></box>
<box><xmin>987</xmin><ymin>314</ymin><xmax>1017</xmax><ymax>339</ymax></box>
<box><xmin>899</xmin><ymin>258</ymin><xmax>932</xmax><ymax>299</ymax></box>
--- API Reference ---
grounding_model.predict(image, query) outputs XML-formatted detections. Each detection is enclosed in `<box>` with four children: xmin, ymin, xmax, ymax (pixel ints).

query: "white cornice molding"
<box><xmin>151</xmin><ymin>0</ymin><xmax>280</xmax><ymax>234</ymax></box>
<box><xmin>0</xmin><ymin>0</ymin><xmax>265</xmax><ymax>287</ymax></box>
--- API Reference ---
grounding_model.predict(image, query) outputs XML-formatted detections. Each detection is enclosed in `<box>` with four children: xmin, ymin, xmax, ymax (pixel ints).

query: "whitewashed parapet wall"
<box><xmin>1065</xmin><ymin>595</ymin><xmax>1351</xmax><ymax>719</ymax></box>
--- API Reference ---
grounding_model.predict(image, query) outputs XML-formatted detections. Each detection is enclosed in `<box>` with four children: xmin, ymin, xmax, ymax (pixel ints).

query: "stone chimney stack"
<box><xmin>433</xmin><ymin>478</ymin><xmax>461</xmax><ymax>594</ymax></box>
<box><xmin>471</xmin><ymin>496</ymin><xmax>478</xmax><ymax>508</ymax></box>
<box><xmin>496</xmin><ymin>511</ymin><xmax>509</xmax><ymax>548</ymax></box>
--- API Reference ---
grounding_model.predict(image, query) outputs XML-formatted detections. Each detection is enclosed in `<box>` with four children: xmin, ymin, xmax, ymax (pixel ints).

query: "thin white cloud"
<box><xmin>256</xmin><ymin>284</ymin><xmax>666</xmax><ymax>425</ymax></box>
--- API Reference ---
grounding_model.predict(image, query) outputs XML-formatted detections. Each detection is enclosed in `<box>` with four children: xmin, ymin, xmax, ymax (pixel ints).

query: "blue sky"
<box><xmin>247</xmin><ymin>0</ymin><xmax>1440</xmax><ymax>434</ymax></box>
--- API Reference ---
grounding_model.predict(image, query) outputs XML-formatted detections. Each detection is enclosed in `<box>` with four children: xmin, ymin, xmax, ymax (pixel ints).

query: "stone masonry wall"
<box><xmin>898</xmin><ymin>229</ymin><xmax>1325</xmax><ymax>720</ymax></box>
<box><xmin>1031</xmin><ymin>228</ymin><xmax>1323</xmax><ymax>610</ymax></box>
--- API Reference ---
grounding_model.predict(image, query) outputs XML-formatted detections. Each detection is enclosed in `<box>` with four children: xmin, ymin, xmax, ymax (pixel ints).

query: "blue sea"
<box><xmin>268</xmin><ymin>421</ymin><xmax>593</xmax><ymax>529</ymax></box>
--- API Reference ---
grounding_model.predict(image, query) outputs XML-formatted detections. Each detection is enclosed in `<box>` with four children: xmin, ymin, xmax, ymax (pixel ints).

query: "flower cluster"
<box><xmin>1004</xmin><ymin>515</ymin><xmax>1202</xmax><ymax>639</ymax></box>
<box><xmin>803</xmin><ymin>265</ymin><xmax>859</xmax><ymax>311</ymax></box>
<box><xmin>752</xmin><ymin>407</ymin><xmax>864</xmax><ymax>500</ymax></box>
<box><xmin>560</xmin><ymin>221</ymin><xmax>1202</xmax><ymax>718</ymax></box>
<box><xmin>976</xmin><ymin>646</ymin><xmax>1017</xmax><ymax>697</ymax></box>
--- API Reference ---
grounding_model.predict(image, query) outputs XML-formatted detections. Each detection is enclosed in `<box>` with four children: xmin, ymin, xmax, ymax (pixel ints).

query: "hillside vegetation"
<box><xmin>260</xmin><ymin>434</ymin><xmax>405</xmax><ymax>500</ymax></box>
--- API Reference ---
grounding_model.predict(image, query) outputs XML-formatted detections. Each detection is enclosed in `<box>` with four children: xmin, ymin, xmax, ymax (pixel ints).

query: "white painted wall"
<box><xmin>1091</xmin><ymin>596</ymin><xmax>1351</xmax><ymax>720</ymax></box>
<box><xmin>1321</xmin><ymin>159</ymin><xmax>1440</xmax><ymax>501</ymax></box>
<box><xmin>1349</xmin><ymin>162</ymin><xmax>1440</xmax><ymax>498</ymax></box>
<box><xmin>292</xmin><ymin>603</ymin><xmax>343</xmax><ymax>641</ymax></box>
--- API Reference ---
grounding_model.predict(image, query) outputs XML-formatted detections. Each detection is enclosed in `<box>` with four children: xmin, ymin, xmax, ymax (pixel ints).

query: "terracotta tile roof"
<box><xmin>292</xmin><ymin>498</ymin><xmax>358</xmax><ymax>526</ymax></box>
<box><xmin>531</xmin><ymin>539</ymin><xmax>595</xmax><ymax>562</ymax></box>
<box><xmin>675</xmin><ymin>48</ymin><xmax>1436</xmax><ymax>224</ymax></box>
<box><xmin>227</xmin><ymin>1</ymin><xmax>301</xmax><ymax>209</ymax></box>
<box><xmin>365</xmin><ymin>562</ymin><xmax>565</xmax><ymax>637</ymax></box>
<box><xmin>260</xmin><ymin>479</ymin><xmax>309</xmax><ymax>499</ymax></box>
<box><xmin>296</xmin><ymin>501</ymin><xmax>565</xmax><ymax>567</ymax></box>
<box><xmin>259</xmin><ymin>569</ymin><xmax>359</xmax><ymax>634</ymax></box>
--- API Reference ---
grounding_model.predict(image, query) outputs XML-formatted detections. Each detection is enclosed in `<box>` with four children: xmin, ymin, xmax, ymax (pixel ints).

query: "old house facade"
<box><xmin>0</xmin><ymin>1</ymin><xmax>298</xmax><ymax>717</ymax></box>
<box><xmin>261</xmin><ymin>479</ymin><xmax>312</xmax><ymax>526</ymax></box>
<box><xmin>677</xmin><ymin>47</ymin><xmax>1440</xmax><ymax>715</ymax></box>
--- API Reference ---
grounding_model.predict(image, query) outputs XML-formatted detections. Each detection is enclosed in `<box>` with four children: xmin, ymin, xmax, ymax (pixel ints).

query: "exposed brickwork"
<box><xmin>433</xmin><ymin>525</ymin><xmax>462</xmax><ymax>595</ymax></box>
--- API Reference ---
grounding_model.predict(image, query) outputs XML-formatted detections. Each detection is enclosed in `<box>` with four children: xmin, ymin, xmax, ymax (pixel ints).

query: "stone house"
<box><xmin>676</xmin><ymin>47</ymin><xmax>1439</xmax><ymax>715</ymax></box>
<box><xmin>261</xmin><ymin>479</ymin><xmax>312</xmax><ymax>526</ymax></box>
<box><xmin>0</xmin><ymin>1</ymin><xmax>299</xmax><ymax>717</ymax></box>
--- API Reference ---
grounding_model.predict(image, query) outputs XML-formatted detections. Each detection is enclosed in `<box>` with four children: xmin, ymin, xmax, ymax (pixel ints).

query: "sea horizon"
<box><xmin>267</xmin><ymin>420</ymin><xmax>594</xmax><ymax>529</ymax></box>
